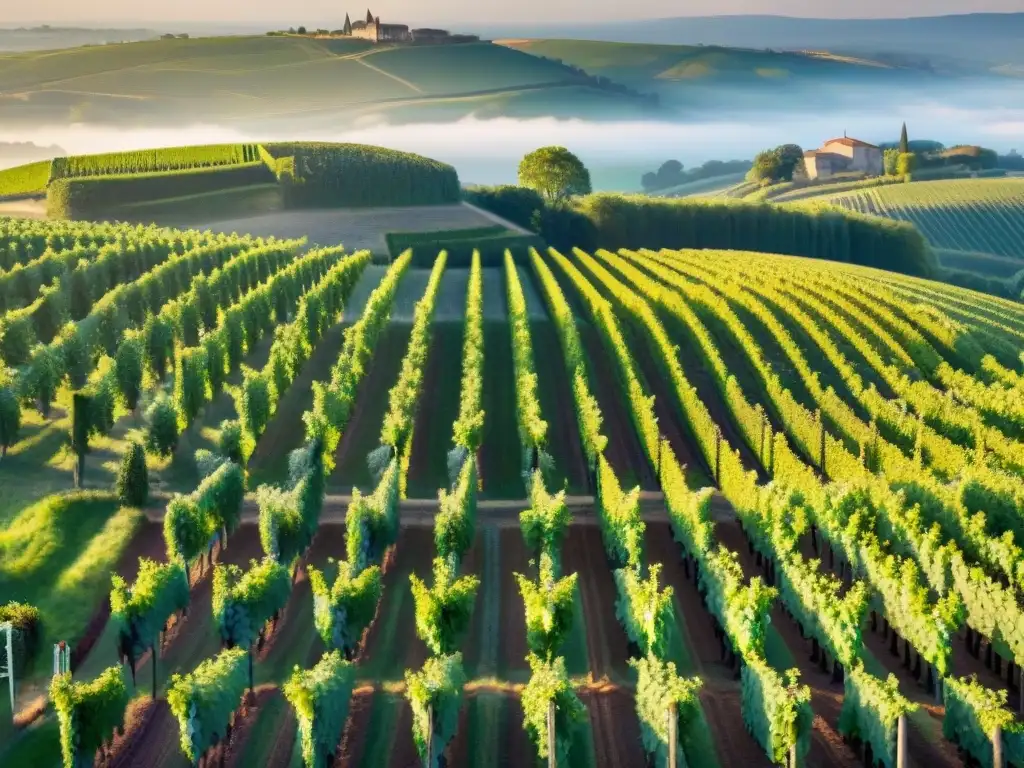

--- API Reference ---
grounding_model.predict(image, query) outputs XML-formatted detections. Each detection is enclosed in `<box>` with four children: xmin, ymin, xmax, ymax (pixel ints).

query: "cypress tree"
<box><xmin>117</xmin><ymin>441</ymin><xmax>149</xmax><ymax>508</ymax></box>
<box><xmin>899</xmin><ymin>123</ymin><xmax>909</xmax><ymax>155</ymax></box>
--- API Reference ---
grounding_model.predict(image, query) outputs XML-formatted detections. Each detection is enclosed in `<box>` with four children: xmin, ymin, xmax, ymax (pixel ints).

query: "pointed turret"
<box><xmin>366</xmin><ymin>9</ymin><xmax>374</xmax><ymax>24</ymax></box>
<box><xmin>343</xmin><ymin>13</ymin><xmax>352</xmax><ymax>35</ymax></box>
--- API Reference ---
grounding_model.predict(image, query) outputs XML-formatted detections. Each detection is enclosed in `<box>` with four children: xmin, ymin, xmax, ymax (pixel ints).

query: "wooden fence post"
<box><xmin>668</xmin><ymin>702</ymin><xmax>677</xmax><ymax>768</ymax></box>
<box><xmin>426</xmin><ymin>703</ymin><xmax>434</xmax><ymax>768</ymax></box>
<box><xmin>548</xmin><ymin>700</ymin><xmax>556</xmax><ymax>768</ymax></box>
<box><xmin>789</xmin><ymin>742</ymin><xmax>798</xmax><ymax>768</ymax></box>
<box><xmin>993</xmin><ymin>724</ymin><xmax>1004</xmax><ymax>768</ymax></box>
<box><xmin>896</xmin><ymin>714</ymin><xmax>907</xmax><ymax>768</ymax></box>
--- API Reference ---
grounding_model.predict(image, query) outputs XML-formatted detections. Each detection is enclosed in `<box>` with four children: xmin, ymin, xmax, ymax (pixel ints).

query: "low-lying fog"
<box><xmin>3</xmin><ymin>100</ymin><xmax>1022</xmax><ymax>191</ymax></box>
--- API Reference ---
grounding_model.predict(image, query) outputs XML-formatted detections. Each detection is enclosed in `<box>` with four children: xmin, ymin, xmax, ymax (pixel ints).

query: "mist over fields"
<box><xmin>2</xmin><ymin>86</ymin><xmax>1022</xmax><ymax>191</ymax></box>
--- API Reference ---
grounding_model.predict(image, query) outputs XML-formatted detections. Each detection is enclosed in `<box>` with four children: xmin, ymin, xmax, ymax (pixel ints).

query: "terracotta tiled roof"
<box><xmin>823</xmin><ymin>137</ymin><xmax>879</xmax><ymax>149</ymax></box>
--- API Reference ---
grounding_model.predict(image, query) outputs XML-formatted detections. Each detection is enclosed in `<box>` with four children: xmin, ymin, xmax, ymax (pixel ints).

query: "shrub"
<box><xmin>218</xmin><ymin>420</ymin><xmax>244</xmax><ymax>464</ymax></box>
<box><xmin>0</xmin><ymin>385</ymin><xmax>20</xmax><ymax>458</ymax></box>
<box><xmin>173</xmin><ymin>344</ymin><xmax>208</xmax><ymax>431</ymax></box>
<box><xmin>0</xmin><ymin>602</ymin><xmax>41</xmax><ymax>676</ymax></box>
<box><xmin>114</xmin><ymin>333</ymin><xmax>144</xmax><ymax>411</ymax></box>
<box><xmin>117</xmin><ymin>441</ymin><xmax>149</xmax><ymax>508</ymax></box>
<box><xmin>145</xmin><ymin>395</ymin><xmax>179</xmax><ymax>457</ymax></box>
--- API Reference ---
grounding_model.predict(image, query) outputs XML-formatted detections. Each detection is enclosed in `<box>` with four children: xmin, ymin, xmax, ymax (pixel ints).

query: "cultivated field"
<box><xmin>821</xmin><ymin>178</ymin><xmax>1024</xmax><ymax>261</ymax></box>
<box><xmin>3</xmin><ymin>215</ymin><xmax>1024</xmax><ymax>768</ymax></box>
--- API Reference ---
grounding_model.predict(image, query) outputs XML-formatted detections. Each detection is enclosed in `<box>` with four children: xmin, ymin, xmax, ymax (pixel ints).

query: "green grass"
<box><xmin>0</xmin><ymin>492</ymin><xmax>143</xmax><ymax>679</ymax></box>
<box><xmin>0</xmin><ymin>37</ymin><xmax>608</xmax><ymax>126</ymax></box>
<box><xmin>498</xmin><ymin>39</ymin><xmax>900</xmax><ymax>84</ymax></box>
<box><xmin>0</xmin><ymin>159</ymin><xmax>50</xmax><ymax>198</ymax></box>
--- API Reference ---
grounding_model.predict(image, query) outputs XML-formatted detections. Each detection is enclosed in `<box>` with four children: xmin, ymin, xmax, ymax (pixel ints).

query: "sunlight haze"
<box><xmin>4</xmin><ymin>0</ymin><xmax>1024</xmax><ymax>24</ymax></box>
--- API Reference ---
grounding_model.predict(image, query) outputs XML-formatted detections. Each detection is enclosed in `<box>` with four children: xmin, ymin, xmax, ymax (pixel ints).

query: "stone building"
<box><xmin>349</xmin><ymin>9</ymin><xmax>411</xmax><ymax>42</ymax></box>
<box><xmin>803</xmin><ymin>135</ymin><xmax>883</xmax><ymax>180</ymax></box>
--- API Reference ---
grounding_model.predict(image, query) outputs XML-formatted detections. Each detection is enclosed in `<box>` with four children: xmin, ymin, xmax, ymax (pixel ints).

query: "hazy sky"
<box><xmin>5</xmin><ymin>0</ymin><xmax>1024</xmax><ymax>25</ymax></box>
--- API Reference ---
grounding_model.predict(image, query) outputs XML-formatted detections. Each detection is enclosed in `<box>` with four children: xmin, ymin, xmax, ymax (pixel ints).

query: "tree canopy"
<box><xmin>518</xmin><ymin>146</ymin><xmax>592</xmax><ymax>203</ymax></box>
<box><xmin>747</xmin><ymin>144</ymin><xmax>804</xmax><ymax>185</ymax></box>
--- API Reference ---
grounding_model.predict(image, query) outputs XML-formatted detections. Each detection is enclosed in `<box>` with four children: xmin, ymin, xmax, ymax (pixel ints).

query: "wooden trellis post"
<box><xmin>993</xmin><ymin>724</ymin><xmax>1004</xmax><ymax>768</ymax></box>
<box><xmin>667</xmin><ymin>702</ymin><xmax>678</xmax><ymax>768</ymax></box>
<box><xmin>548</xmin><ymin>700</ymin><xmax>556</xmax><ymax>768</ymax></box>
<box><xmin>0</xmin><ymin>623</ymin><xmax>13</xmax><ymax>720</ymax></box>
<box><xmin>426</xmin><ymin>703</ymin><xmax>434</xmax><ymax>768</ymax></box>
<box><xmin>896</xmin><ymin>714</ymin><xmax>907</xmax><ymax>768</ymax></box>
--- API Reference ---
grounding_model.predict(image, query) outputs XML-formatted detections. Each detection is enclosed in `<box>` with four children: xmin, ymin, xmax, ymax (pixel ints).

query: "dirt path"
<box><xmin>405</xmin><ymin>323</ymin><xmax>463</xmax><ymax>499</ymax></box>
<box><xmin>495</xmin><ymin>527</ymin><xmax>530</xmax><ymax>680</ymax></box>
<box><xmin>478</xmin><ymin>322</ymin><xmax>523</xmax><ymax>499</ymax></box>
<box><xmin>330</xmin><ymin>324</ymin><xmax>412</xmax><ymax>493</ymax></box>
<box><xmin>531</xmin><ymin>320</ymin><xmax>590</xmax><ymax>494</ymax></box>
<box><xmin>579</xmin><ymin>325</ymin><xmax>656</xmax><ymax>492</ymax></box>
<box><xmin>248</xmin><ymin>320</ymin><xmax>349</xmax><ymax>485</ymax></box>
<box><xmin>562</xmin><ymin>525</ymin><xmax>631</xmax><ymax>684</ymax></box>
<box><xmin>580</xmin><ymin>684</ymin><xmax>645</xmax><ymax>768</ymax></box>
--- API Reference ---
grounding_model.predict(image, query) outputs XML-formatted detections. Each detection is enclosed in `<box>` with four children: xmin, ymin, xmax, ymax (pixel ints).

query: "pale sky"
<box><xmin>4</xmin><ymin>0</ymin><xmax>1023</xmax><ymax>25</ymax></box>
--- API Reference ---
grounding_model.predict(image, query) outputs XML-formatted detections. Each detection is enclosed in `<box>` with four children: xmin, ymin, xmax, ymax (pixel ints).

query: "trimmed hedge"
<box><xmin>462</xmin><ymin>185</ymin><xmax>545</xmax><ymax>230</ymax></box>
<box><xmin>575</xmin><ymin>193</ymin><xmax>936</xmax><ymax>277</ymax></box>
<box><xmin>386</xmin><ymin>227</ymin><xmax>544</xmax><ymax>267</ymax></box>
<box><xmin>265</xmin><ymin>142</ymin><xmax>461</xmax><ymax>207</ymax></box>
<box><xmin>48</xmin><ymin>162</ymin><xmax>274</xmax><ymax>219</ymax></box>
<box><xmin>50</xmin><ymin>144</ymin><xmax>257</xmax><ymax>179</ymax></box>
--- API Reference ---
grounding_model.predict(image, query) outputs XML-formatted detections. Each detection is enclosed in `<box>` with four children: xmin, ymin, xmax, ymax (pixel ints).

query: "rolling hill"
<box><xmin>0</xmin><ymin>35</ymin><xmax>660</xmax><ymax>129</ymax></box>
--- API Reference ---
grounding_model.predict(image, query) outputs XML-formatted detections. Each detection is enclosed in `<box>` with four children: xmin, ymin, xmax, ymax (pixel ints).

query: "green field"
<box><xmin>0</xmin><ymin>36</ymin><xmax>649</xmax><ymax>127</ymax></box>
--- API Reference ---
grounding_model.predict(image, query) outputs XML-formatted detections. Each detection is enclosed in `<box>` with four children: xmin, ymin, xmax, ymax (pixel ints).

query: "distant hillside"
<box><xmin>481</xmin><ymin>13</ymin><xmax>1024</xmax><ymax>73</ymax></box>
<box><xmin>0</xmin><ymin>35</ymin><xmax>659</xmax><ymax>130</ymax></box>
<box><xmin>0</xmin><ymin>26</ymin><xmax>161</xmax><ymax>52</ymax></box>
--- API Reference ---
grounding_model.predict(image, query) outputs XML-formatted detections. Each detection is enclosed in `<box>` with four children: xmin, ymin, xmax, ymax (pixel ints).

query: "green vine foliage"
<box><xmin>344</xmin><ymin>458</ymin><xmax>400</xmax><ymax>573</ymax></box>
<box><xmin>839</xmin><ymin>665</ymin><xmax>917</xmax><ymax>768</ymax></box>
<box><xmin>519</xmin><ymin>471</ymin><xmax>571</xmax><ymax>565</ymax></box>
<box><xmin>943</xmin><ymin>676</ymin><xmax>1024</xmax><ymax>768</ymax></box>
<box><xmin>304</xmin><ymin>251</ymin><xmax>411</xmax><ymax>472</ymax></box>
<box><xmin>434</xmin><ymin>458</ymin><xmax>477</xmax><ymax>564</ymax></box>
<box><xmin>404</xmin><ymin>653</ymin><xmax>466</xmax><ymax>768</ymax></box>
<box><xmin>309</xmin><ymin>561</ymin><xmax>382</xmax><ymax>659</ymax></box>
<box><xmin>516</xmin><ymin>551</ymin><xmax>578</xmax><ymax>660</ymax></box>
<box><xmin>113</xmin><ymin>332</ymin><xmax>144</xmax><ymax>411</ymax></box>
<box><xmin>521</xmin><ymin>654</ymin><xmax>587</xmax><ymax>764</ymax></box>
<box><xmin>504</xmin><ymin>251</ymin><xmax>548</xmax><ymax>474</ymax></box>
<box><xmin>173</xmin><ymin>344</ymin><xmax>208</xmax><ymax>432</ymax></box>
<box><xmin>597</xmin><ymin>455</ymin><xmax>644</xmax><ymax>570</ymax></box>
<box><xmin>630</xmin><ymin>655</ymin><xmax>703</xmax><ymax>768</ymax></box>
<box><xmin>110</xmin><ymin>558</ymin><xmax>189</xmax><ymax>675</ymax></box>
<box><xmin>379</xmin><ymin>251</ymin><xmax>446</xmax><ymax>461</ymax></box>
<box><xmin>614</xmin><ymin>564</ymin><xmax>674</xmax><ymax>659</ymax></box>
<box><xmin>741</xmin><ymin>659</ymin><xmax>812</xmax><ymax>765</ymax></box>
<box><xmin>167</xmin><ymin>647</ymin><xmax>248</xmax><ymax>763</ymax></box>
<box><xmin>51</xmin><ymin>666</ymin><xmax>130</xmax><ymax>768</ymax></box>
<box><xmin>162</xmin><ymin>460</ymin><xmax>245</xmax><ymax>563</ymax></box>
<box><xmin>410</xmin><ymin>556</ymin><xmax>480</xmax><ymax>656</ymax></box>
<box><xmin>212</xmin><ymin>557</ymin><xmax>291</xmax><ymax>649</ymax></box>
<box><xmin>451</xmin><ymin>250</ymin><xmax>485</xmax><ymax>453</ymax></box>
<box><xmin>283</xmin><ymin>650</ymin><xmax>356</xmax><ymax>768</ymax></box>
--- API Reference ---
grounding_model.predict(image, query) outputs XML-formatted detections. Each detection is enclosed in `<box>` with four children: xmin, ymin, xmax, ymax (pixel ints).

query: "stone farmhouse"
<box><xmin>342</xmin><ymin>9</ymin><xmax>474</xmax><ymax>43</ymax></box>
<box><xmin>802</xmin><ymin>136</ymin><xmax>883</xmax><ymax>180</ymax></box>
